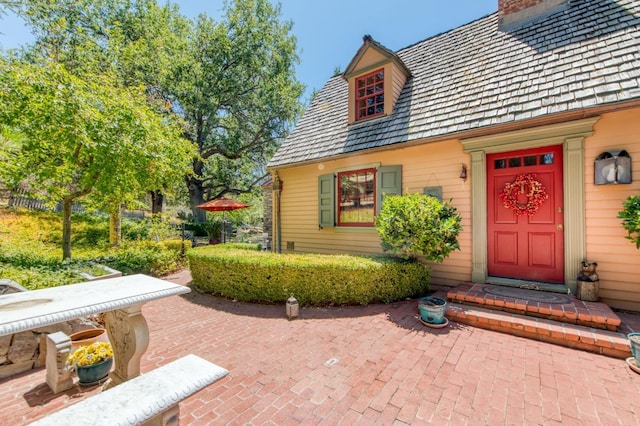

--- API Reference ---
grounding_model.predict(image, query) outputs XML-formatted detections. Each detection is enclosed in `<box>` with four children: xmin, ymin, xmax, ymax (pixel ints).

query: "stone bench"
<box><xmin>32</xmin><ymin>354</ymin><xmax>228</xmax><ymax>425</ymax></box>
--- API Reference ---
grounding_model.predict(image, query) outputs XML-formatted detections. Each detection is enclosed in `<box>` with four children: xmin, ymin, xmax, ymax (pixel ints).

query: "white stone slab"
<box><xmin>30</xmin><ymin>354</ymin><xmax>228</xmax><ymax>426</ymax></box>
<box><xmin>0</xmin><ymin>274</ymin><xmax>190</xmax><ymax>336</ymax></box>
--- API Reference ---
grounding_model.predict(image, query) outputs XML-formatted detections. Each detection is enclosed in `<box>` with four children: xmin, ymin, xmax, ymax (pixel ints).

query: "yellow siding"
<box><xmin>390</xmin><ymin>63</ymin><xmax>408</xmax><ymax>114</ymax></box>
<box><xmin>274</xmin><ymin>107</ymin><xmax>640</xmax><ymax>309</ymax></box>
<box><xmin>585</xmin><ymin>108</ymin><xmax>640</xmax><ymax>310</ymax></box>
<box><xmin>355</xmin><ymin>48</ymin><xmax>388</xmax><ymax>71</ymax></box>
<box><xmin>277</xmin><ymin>140</ymin><xmax>473</xmax><ymax>287</ymax></box>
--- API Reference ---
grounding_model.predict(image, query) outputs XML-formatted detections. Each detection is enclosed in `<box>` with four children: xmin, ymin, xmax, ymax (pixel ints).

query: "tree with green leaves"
<box><xmin>169</xmin><ymin>0</ymin><xmax>304</xmax><ymax>222</ymax></box>
<box><xmin>3</xmin><ymin>0</ymin><xmax>304</xmax><ymax>225</ymax></box>
<box><xmin>0</xmin><ymin>59</ymin><xmax>194</xmax><ymax>259</ymax></box>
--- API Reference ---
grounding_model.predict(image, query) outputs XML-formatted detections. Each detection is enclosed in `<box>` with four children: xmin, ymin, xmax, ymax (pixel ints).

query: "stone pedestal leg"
<box><xmin>45</xmin><ymin>332</ymin><xmax>73</xmax><ymax>394</ymax></box>
<box><xmin>104</xmin><ymin>304</ymin><xmax>149</xmax><ymax>388</ymax></box>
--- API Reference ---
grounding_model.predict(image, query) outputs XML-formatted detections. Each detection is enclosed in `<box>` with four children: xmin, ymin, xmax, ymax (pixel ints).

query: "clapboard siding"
<box><xmin>273</xmin><ymin>108</ymin><xmax>640</xmax><ymax>309</ymax></box>
<box><xmin>276</xmin><ymin>139</ymin><xmax>472</xmax><ymax>285</ymax></box>
<box><xmin>584</xmin><ymin>109</ymin><xmax>640</xmax><ymax>310</ymax></box>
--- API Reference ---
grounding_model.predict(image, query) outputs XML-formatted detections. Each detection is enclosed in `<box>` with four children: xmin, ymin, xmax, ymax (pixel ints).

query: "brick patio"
<box><xmin>2</xmin><ymin>270</ymin><xmax>640</xmax><ymax>425</ymax></box>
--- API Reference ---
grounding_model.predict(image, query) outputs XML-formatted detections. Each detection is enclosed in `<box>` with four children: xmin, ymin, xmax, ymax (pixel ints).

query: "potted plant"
<box><xmin>67</xmin><ymin>341</ymin><xmax>114</xmax><ymax>386</ymax></box>
<box><xmin>202</xmin><ymin>220</ymin><xmax>223</xmax><ymax>244</ymax></box>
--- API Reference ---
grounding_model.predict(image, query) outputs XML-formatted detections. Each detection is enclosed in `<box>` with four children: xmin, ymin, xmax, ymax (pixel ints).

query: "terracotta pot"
<box><xmin>69</xmin><ymin>328</ymin><xmax>108</xmax><ymax>353</ymax></box>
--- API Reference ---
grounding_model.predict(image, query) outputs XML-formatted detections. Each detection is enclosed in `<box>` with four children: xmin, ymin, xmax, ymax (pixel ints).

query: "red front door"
<box><xmin>487</xmin><ymin>145</ymin><xmax>564</xmax><ymax>283</ymax></box>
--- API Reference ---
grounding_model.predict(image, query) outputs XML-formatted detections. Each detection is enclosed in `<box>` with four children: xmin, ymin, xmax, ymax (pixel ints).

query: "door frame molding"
<box><xmin>461</xmin><ymin>117</ymin><xmax>599</xmax><ymax>293</ymax></box>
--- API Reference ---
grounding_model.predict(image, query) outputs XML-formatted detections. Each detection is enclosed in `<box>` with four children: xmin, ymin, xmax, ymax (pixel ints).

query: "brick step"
<box><xmin>447</xmin><ymin>283</ymin><xmax>621</xmax><ymax>331</ymax></box>
<box><xmin>445</xmin><ymin>303</ymin><xmax>631</xmax><ymax>359</ymax></box>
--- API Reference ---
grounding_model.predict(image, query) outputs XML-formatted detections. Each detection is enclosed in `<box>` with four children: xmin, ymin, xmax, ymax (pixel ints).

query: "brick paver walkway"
<box><xmin>2</xmin><ymin>270</ymin><xmax>640</xmax><ymax>425</ymax></box>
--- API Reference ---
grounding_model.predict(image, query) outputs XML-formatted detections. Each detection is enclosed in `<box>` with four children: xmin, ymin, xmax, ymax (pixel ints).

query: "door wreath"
<box><xmin>499</xmin><ymin>173</ymin><xmax>549</xmax><ymax>216</ymax></box>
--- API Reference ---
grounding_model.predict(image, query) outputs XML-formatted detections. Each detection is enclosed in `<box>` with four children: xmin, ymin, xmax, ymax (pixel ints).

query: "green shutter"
<box><xmin>376</xmin><ymin>165</ymin><xmax>402</xmax><ymax>213</ymax></box>
<box><xmin>318</xmin><ymin>174</ymin><xmax>335</xmax><ymax>228</ymax></box>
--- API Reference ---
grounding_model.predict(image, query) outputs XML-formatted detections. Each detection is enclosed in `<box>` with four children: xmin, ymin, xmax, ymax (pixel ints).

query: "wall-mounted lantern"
<box><xmin>594</xmin><ymin>150</ymin><xmax>632</xmax><ymax>185</ymax></box>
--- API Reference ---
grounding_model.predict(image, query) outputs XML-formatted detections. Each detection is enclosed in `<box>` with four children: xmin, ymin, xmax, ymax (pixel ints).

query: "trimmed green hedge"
<box><xmin>188</xmin><ymin>246</ymin><xmax>430</xmax><ymax>306</ymax></box>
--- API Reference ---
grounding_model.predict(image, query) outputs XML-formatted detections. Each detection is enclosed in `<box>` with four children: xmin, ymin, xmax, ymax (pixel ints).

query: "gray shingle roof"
<box><xmin>269</xmin><ymin>0</ymin><xmax>640</xmax><ymax>168</ymax></box>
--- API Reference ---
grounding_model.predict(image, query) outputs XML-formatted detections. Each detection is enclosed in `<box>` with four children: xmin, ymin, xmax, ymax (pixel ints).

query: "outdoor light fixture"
<box><xmin>594</xmin><ymin>150</ymin><xmax>632</xmax><ymax>185</ymax></box>
<box><xmin>459</xmin><ymin>163</ymin><xmax>468</xmax><ymax>181</ymax></box>
<box><xmin>286</xmin><ymin>295</ymin><xmax>299</xmax><ymax>319</ymax></box>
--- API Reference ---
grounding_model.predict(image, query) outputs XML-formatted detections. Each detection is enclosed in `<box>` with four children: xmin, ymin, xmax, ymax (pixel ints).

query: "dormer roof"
<box><xmin>342</xmin><ymin>35</ymin><xmax>411</xmax><ymax>80</ymax></box>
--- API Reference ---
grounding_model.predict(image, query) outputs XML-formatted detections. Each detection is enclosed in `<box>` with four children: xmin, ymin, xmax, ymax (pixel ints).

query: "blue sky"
<box><xmin>0</xmin><ymin>0</ymin><xmax>497</xmax><ymax>102</ymax></box>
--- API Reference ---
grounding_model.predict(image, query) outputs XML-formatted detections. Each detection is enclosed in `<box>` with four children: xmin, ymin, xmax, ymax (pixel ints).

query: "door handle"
<box><xmin>557</xmin><ymin>224</ymin><xmax>563</xmax><ymax>230</ymax></box>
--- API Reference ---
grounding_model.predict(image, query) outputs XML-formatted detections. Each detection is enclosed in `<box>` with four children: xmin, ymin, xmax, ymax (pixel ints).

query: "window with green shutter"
<box><xmin>318</xmin><ymin>165</ymin><xmax>401</xmax><ymax>228</ymax></box>
<box><xmin>318</xmin><ymin>174</ymin><xmax>335</xmax><ymax>228</ymax></box>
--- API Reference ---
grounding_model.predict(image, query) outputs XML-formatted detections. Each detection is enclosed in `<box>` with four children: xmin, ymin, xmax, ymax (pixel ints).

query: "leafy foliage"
<box><xmin>188</xmin><ymin>246</ymin><xmax>430</xmax><ymax>306</ymax></box>
<box><xmin>375</xmin><ymin>194</ymin><xmax>463</xmax><ymax>262</ymax></box>
<box><xmin>619</xmin><ymin>195</ymin><xmax>640</xmax><ymax>249</ymax></box>
<box><xmin>5</xmin><ymin>0</ymin><xmax>302</xmax><ymax>223</ymax></box>
<box><xmin>0</xmin><ymin>208</ymin><xmax>187</xmax><ymax>289</ymax></box>
<box><xmin>0</xmin><ymin>57</ymin><xmax>194</xmax><ymax>258</ymax></box>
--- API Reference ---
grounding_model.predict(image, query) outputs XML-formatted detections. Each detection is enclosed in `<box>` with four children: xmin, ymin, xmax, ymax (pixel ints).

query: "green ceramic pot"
<box><xmin>628</xmin><ymin>333</ymin><xmax>640</xmax><ymax>360</ymax></box>
<box><xmin>76</xmin><ymin>357</ymin><xmax>113</xmax><ymax>386</ymax></box>
<box><xmin>418</xmin><ymin>296</ymin><xmax>447</xmax><ymax>324</ymax></box>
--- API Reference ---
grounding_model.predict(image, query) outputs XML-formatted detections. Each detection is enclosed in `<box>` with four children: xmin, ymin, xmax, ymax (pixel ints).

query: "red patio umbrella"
<box><xmin>196</xmin><ymin>197</ymin><xmax>250</xmax><ymax>243</ymax></box>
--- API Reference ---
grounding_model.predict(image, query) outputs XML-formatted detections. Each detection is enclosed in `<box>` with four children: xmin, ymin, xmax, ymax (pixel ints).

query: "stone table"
<box><xmin>0</xmin><ymin>274</ymin><xmax>190</xmax><ymax>390</ymax></box>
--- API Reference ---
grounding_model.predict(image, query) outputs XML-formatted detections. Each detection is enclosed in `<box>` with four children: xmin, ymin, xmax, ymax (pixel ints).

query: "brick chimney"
<box><xmin>498</xmin><ymin>0</ymin><xmax>571</xmax><ymax>30</ymax></box>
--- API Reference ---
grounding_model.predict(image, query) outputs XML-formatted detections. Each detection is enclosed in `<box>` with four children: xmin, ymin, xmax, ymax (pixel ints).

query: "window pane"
<box><xmin>508</xmin><ymin>158</ymin><xmax>521</xmax><ymax>167</ymax></box>
<box><xmin>524</xmin><ymin>156</ymin><xmax>537</xmax><ymax>166</ymax></box>
<box><xmin>338</xmin><ymin>169</ymin><xmax>375</xmax><ymax>226</ymax></box>
<box><xmin>355</xmin><ymin>69</ymin><xmax>384</xmax><ymax>121</ymax></box>
<box><xmin>541</xmin><ymin>153</ymin><xmax>554</xmax><ymax>164</ymax></box>
<box><xmin>494</xmin><ymin>159</ymin><xmax>506</xmax><ymax>169</ymax></box>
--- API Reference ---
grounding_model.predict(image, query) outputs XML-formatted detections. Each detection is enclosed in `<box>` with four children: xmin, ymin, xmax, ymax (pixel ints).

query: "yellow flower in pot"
<box><xmin>67</xmin><ymin>341</ymin><xmax>114</xmax><ymax>386</ymax></box>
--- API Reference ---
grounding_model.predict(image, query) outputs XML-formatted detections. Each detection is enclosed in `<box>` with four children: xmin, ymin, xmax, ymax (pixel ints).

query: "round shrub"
<box><xmin>375</xmin><ymin>193</ymin><xmax>462</xmax><ymax>262</ymax></box>
<box><xmin>188</xmin><ymin>246</ymin><xmax>430</xmax><ymax>306</ymax></box>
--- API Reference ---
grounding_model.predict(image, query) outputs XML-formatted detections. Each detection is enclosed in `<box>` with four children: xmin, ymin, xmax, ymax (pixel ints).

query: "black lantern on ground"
<box><xmin>594</xmin><ymin>150</ymin><xmax>632</xmax><ymax>185</ymax></box>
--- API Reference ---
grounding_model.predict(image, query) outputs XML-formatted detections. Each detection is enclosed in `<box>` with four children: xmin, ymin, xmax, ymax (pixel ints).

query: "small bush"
<box><xmin>619</xmin><ymin>195</ymin><xmax>640</xmax><ymax>249</ymax></box>
<box><xmin>188</xmin><ymin>246</ymin><xmax>430</xmax><ymax>306</ymax></box>
<box><xmin>98</xmin><ymin>240</ymin><xmax>185</xmax><ymax>276</ymax></box>
<box><xmin>0</xmin><ymin>262</ymin><xmax>84</xmax><ymax>290</ymax></box>
<box><xmin>184</xmin><ymin>222</ymin><xmax>208</xmax><ymax>237</ymax></box>
<box><xmin>375</xmin><ymin>194</ymin><xmax>462</xmax><ymax>262</ymax></box>
<box><xmin>162</xmin><ymin>239</ymin><xmax>191</xmax><ymax>254</ymax></box>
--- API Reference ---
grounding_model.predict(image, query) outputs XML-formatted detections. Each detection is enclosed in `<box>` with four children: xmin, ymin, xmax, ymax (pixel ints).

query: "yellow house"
<box><xmin>268</xmin><ymin>0</ymin><xmax>640</xmax><ymax>312</ymax></box>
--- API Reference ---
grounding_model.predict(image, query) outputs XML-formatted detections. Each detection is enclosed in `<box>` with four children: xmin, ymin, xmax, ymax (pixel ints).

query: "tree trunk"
<box><xmin>62</xmin><ymin>197</ymin><xmax>73</xmax><ymax>260</ymax></box>
<box><xmin>187</xmin><ymin>176</ymin><xmax>206</xmax><ymax>222</ymax></box>
<box><xmin>150</xmin><ymin>190</ymin><xmax>164</xmax><ymax>215</ymax></box>
<box><xmin>109</xmin><ymin>204</ymin><xmax>121</xmax><ymax>247</ymax></box>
